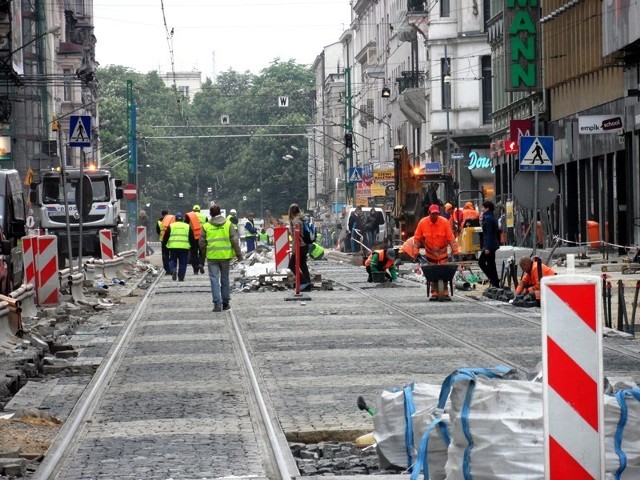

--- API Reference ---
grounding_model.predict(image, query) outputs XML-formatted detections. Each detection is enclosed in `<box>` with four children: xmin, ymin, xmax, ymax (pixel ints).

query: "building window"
<box><xmin>441</xmin><ymin>58</ymin><xmax>451</xmax><ymax>109</ymax></box>
<box><xmin>481</xmin><ymin>56</ymin><xmax>492</xmax><ymax>124</ymax></box>
<box><xmin>63</xmin><ymin>69</ymin><xmax>72</xmax><ymax>102</ymax></box>
<box><xmin>440</xmin><ymin>0</ymin><xmax>450</xmax><ymax>17</ymax></box>
<box><xmin>178</xmin><ymin>85</ymin><xmax>189</xmax><ymax>99</ymax></box>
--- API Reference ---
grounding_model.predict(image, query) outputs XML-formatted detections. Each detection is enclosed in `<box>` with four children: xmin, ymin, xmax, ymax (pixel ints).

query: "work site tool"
<box><xmin>418</xmin><ymin>255</ymin><xmax>459</xmax><ymax>301</ymax></box>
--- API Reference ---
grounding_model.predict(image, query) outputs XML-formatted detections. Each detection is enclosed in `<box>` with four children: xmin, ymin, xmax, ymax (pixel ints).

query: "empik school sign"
<box><xmin>504</xmin><ymin>0</ymin><xmax>541</xmax><ymax>92</ymax></box>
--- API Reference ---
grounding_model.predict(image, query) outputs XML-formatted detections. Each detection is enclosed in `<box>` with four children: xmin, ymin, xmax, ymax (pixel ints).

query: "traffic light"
<box><xmin>344</xmin><ymin>133</ymin><xmax>353</xmax><ymax>149</ymax></box>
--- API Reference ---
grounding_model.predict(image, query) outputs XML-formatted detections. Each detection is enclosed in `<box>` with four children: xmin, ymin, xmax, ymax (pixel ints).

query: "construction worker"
<box><xmin>443</xmin><ymin>202</ymin><xmax>453</xmax><ymax>220</ymax></box>
<box><xmin>156</xmin><ymin>209</ymin><xmax>175</xmax><ymax>274</ymax></box>
<box><xmin>186</xmin><ymin>205</ymin><xmax>206</xmax><ymax>274</ymax></box>
<box><xmin>192</xmin><ymin>204</ymin><xmax>207</xmax><ymax>224</ymax></box>
<box><xmin>413</xmin><ymin>204</ymin><xmax>460</xmax><ymax>300</ymax></box>
<box><xmin>460</xmin><ymin>202</ymin><xmax>480</xmax><ymax>228</ymax></box>
<box><xmin>514</xmin><ymin>256</ymin><xmax>556</xmax><ymax>304</ymax></box>
<box><xmin>244</xmin><ymin>212</ymin><xmax>258</xmax><ymax>253</ymax></box>
<box><xmin>258</xmin><ymin>228</ymin><xmax>270</xmax><ymax>245</ymax></box>
<box><xmin>449</xmin><ymin>204</ymin><xmax>464</xmax><ymax>235</ymax></box>
<box><xmin>365</xmin><ymin>248</ymin><xmax>398</xmax><ymax>282</ymax></box>
<box><xmin>308</xmin><ymin>239</ymin><xmax>325</xmax><ymax>261</ymax></box>
<box><xmin>227</xmin><ymin>208</ymin><xmax>239</xmax><ymax>226</ymax></box>
<box><xmin>200</xmin><ymin>205</ymin><xmax>243</xmax><ymax>312</ymax></box>
<box><xmin>162</xmin><ymin>212</ymin><xmax>194</xmax><ymax>281</ymax></box>
<box><xmin>398</xmin><ymin>236</ymin><xmax>420</xmax><ymax>262</ymax></box>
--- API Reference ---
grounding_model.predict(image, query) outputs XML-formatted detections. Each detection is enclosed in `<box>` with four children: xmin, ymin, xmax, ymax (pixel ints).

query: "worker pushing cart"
<box><xmin>413</xmin><ymin>204</ymin><xmax>460</xmax><ymax>301</ymax></box>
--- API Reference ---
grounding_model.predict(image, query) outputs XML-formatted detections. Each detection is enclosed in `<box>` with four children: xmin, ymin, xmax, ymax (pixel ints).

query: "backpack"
<box><xmin>301</xmin><ymin>219</ymin><xmax>317</xmax><ymax>245</ymax></box>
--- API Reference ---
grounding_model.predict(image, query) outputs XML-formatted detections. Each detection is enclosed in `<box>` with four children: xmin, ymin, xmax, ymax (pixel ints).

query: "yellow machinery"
<box><xmin>458</xmin><ymin>224</ymin><xmax>483</xmax><ymax>258</ymax></box>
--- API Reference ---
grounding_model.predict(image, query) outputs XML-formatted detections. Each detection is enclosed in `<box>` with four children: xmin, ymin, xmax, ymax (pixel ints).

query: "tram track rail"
<box><xmin>30</xmin><ymin>272</ymin><xmax>297</xmax><ymax>480</ymax></box>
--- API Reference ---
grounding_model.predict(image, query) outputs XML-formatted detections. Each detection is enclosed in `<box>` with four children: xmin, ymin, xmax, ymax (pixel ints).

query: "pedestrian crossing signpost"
<box><xmin>519</xmin><ymin>136</ymin><xmax>554</xmax><ymax>171</ymax></box>
<box><xmin>348</xmin><ymin>167</ymin><xmax>363</xmax><ymax>184</ymax></box>
<box><xmin>69</xmin><ymin>115</ymin><xmax>92</xmax><ymax>148</ymax></box>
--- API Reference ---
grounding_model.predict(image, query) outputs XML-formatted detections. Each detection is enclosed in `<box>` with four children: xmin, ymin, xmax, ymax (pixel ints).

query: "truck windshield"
<box><xmin>43</xmin><ymin>176</ymin><xmax>110</xmax><ymax>204</ymax></box>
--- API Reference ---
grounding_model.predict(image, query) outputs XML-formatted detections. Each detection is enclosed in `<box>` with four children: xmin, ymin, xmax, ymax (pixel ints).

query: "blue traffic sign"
<box><xmin>69</xmin><ymin>115</ymin><xmax>92</xmax><ymax>147</ymax></box>
<box><xmin>348</xmin><ymin>167</ymin><xmax>363</xmax><ymax>183</ymax></box>
<box><xmin>519</xmin><ymin>136</ymin><xmax>554</xmax><ymax>171</ymax></box>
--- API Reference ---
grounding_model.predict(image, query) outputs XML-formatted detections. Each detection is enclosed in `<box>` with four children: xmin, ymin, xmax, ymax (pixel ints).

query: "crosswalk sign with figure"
<box><xmin>348</xmin><ymin>167</ymin><xmax>363</xmax><ymax>183</ymax></box>
<box><xmin>519</xmin><ymin>136</ymin><xmax>554</xmax><ymax>171</ymax></box>
<box><xmin>69</xmin><ymin>115</ymin><xmax>92</xmax><ymax>147</ymax></box>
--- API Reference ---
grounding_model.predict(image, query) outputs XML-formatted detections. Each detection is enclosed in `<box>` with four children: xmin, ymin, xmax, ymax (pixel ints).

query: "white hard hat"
<box><xmin>230</xmin><ymin>209</ymin><xmax>237</xmax><ymax>214</ymax></box>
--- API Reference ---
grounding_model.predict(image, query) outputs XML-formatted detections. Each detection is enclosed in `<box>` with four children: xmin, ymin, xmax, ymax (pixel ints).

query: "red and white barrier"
<box><xmin>21</xmin><ymin>236</ymin><xmax>37</xmax><ymax>291</ymax></box>
<box><xmin>541</xmin><ymin>275</ymin><xmax>604</xmax><ymax>479</ymax></box>
<box><xmin>136</xmin><ymin>226</ymin><xmax>147</xmax><ymax>260</ymax></box>
<box><xmin>35</xmin><ymin>235</ymin><xmax>59</xmax><ymax>306</ymax></box>
<box><xmin>274</xmin><ymin>226</ymin><xmax>289</xmax><ymax>272</ymax></box>
<box><xmin>99</xmin><ymin>229</ymin><xmax>114</xmax><ymax>260</ymax></box>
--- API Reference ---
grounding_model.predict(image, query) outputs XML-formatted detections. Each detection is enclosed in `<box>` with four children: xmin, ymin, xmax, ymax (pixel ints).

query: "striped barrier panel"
<box><xmin>274</xmin><ymin>226</ymin><xmax>289</xmax><ymax>272</ymax></box>
<box><xmin>137</xmin><ymin>227</ymin><xmax>147</xmax><ymax>260</ymax></box>
<box><xmin>21</xmin><ymin>236</ymin><xmax>37</xmax><ymax>297</ymax></box>
<box><xmin>99</xmin><ymin>229</ymin><xmax>115</xmax><ymax>260</ymax></box>
<box><xmin>541</xmin><ymin>275</ymin><xmax>604</xmax><ymax>479</ymax></box>
<box><xmin>36</xmin><ymin>235</ymin><xmax>59</xmax><ymax>306</ymax></box>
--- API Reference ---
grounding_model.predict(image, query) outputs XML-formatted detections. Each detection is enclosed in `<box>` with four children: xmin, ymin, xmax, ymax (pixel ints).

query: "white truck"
<box><xmin>29</xmin><ymin>169</ymin><xmax>124</xmax><ymax>264</ymax></box>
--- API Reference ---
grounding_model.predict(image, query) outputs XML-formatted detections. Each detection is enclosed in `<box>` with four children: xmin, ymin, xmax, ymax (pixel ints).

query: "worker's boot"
<box><xmin>443</xmin><ymin>289</ymin><xmax>452</xmax><ymax>301</ymax></box>
<box><xmin>429</xmin><ymin>282</ymin><xmax>438</xmax><ymax>301</ymax></box>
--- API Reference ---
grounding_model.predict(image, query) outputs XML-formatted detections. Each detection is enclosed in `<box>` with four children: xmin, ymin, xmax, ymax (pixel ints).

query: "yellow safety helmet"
<box><xmin>444</xmin><ymin>202</ymin><xmax>452</xmax><ymax>211</ymax></box>
<box><xmin>192</xmin><ymin>204</ymin><xmax>201</xmax><ymax>212</ymax></box>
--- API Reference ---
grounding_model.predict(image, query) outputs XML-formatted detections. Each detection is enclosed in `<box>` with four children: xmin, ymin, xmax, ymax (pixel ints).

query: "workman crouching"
<box><xmin>366</xmin><ymin>248</ymin><xmax>398</xmax><ymax>282</ymax></box>
<box><xmin>513</xmin><ymin>256</ymin><xmax>556</xmax><ymax>306</ymax></box>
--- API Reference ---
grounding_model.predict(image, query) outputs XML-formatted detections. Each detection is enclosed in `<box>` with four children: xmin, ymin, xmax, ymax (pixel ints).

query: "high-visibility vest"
<box><xmin>245</xmin><ymin>219</ymin><xmax>256</xmax><ymax>238</ymax></box>
<box><xmin>202</xmin><ymin>220</ymin><xmax>234</xmax><ymax>260</ymax></box>
<box><xmin>159</xmin><ymin>214</ymin><xmax>176</xmax><ymax>241</ymax></box>
<box><xmin>197</xmin><ymin>212</ymin><xmax>207</xmax><ymax>224</ymax></box>
<box><xmin>258</xmin><ymin>232</ymin><xmax>269</xmax><ymax>243</ymax></box>
<box><xmin>185</xmin><ymin>212</ymin><xmax>202</xmax><ymax>240</ymax></box>
<box><xmin>399</xmin><ymin>236</ymin><xmax>420</xmax><ymax>260</ymax></box>
<box><xmin>166</xmin><ymin>221</ymin><xmax>190</xmax><ymax>250</ymax></box>
<box><xmin>365</xmin><ymin>249</ymin><xmax>394</xmax><ymax>270</ymax></box>
<box><xmin>309</xmin><ymin>242</ymin><xmax>324</xmax><ymax>260</ymax></box>
<box><xmin>414</xmin><ymin>215</ymin><xmax>459</xmax><ymax>262</ymax></box>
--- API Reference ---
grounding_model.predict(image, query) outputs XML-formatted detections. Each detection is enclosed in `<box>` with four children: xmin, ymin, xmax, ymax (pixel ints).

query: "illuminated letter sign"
<box><xmin>504</xmin><ymin>0</ymin><xmax>541</xmax><ymax>92</ymax></box>
<box><xmin>467</xmin><ymin>151</ymin><xmax>495</xmax><ymax>173</ymax></box>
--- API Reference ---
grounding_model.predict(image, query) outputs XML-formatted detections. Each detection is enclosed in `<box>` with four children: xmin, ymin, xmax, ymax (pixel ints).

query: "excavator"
<box><xmin>392</xmin><ymin>145</ymin><xmax>457</xmax><ymax>242</ymax></box>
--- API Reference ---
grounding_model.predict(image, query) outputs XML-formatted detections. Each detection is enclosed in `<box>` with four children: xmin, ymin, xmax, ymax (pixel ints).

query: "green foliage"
<box><xmin>97</xmin><ymin>59</ymin><xmax>314</xmax><ymax>219</ymax></box>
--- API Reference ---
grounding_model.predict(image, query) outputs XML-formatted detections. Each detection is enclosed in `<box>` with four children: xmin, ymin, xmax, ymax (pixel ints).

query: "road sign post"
<box><xmin>123</xmin><ymin>184</ymin><xmax>137</xmax><ymax>200</ymax></box>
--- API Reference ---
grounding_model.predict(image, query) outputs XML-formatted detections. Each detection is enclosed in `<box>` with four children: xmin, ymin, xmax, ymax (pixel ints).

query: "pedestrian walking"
<box><xmin>162</xmin><ymin>212</ymin><xmax>194</xmax><ymax>281</ymax></box>
<box><xmin>186</xmin><ymin>205</ymin><xmax>206</xmax><ymax>274</ymax></box>
<box><xmin>200</xmin><ymin>205</ymin><xmax>243</xmax><ymax>312</ymax></box>
<box><xmin>478</xmin><ymin>200</ymin><xmax>501</xmax><ymax>288</ymax></box>
<box><xmin>348</xmin><ymin>206</ymin><xmax>365</xmax><ymax>252</ymax></box>
<box><xmin>365</xmin><ymin>209</ymin><xmax>380</xmax><ymax>248</ymax></box>
<box><xmin>156</xmin><ymin>209</ymin><xmax>175</xmax><ymax>274</ymax></box>
<box><xmin>287</xmin><ymin>203</ymin><xmax>312</xmax><ymax>292</ymax></box>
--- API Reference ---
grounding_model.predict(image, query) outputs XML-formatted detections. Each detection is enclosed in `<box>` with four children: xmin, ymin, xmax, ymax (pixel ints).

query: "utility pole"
<box><xmin>344</xmin><ymin>66</ymin><xmax>353</xmax><ymax>205</ymax></box>
<box><xmin>127</xmin><ymin>80</ymin><xmax>138</xmax><ymax>249</ymax></box>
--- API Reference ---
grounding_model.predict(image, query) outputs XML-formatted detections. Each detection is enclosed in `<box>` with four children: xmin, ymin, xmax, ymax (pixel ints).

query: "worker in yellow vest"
<box><xmin>186</xmin><ymin>205</ymin><xmax>206</xmax><ymax>275</ymax></box>
<box><xmin>162</xmin><ymin>212</ymin><xmax>194</xmax><ymax>281</ymax></box>
<box><xmin>156</xmin><ymin>209</ymin><xmax>175</xmax><ymax>275</ymax></box>
<box><xmin>199</xmin><ymin>205</ymin><xmax>243</xmax><ymax>312</ymax></box>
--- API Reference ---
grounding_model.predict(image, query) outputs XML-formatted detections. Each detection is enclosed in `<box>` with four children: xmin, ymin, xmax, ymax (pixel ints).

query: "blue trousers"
<box><xmin>169</xmin><ymin>249</ymin><xmax>189</xmax><ymax>281</ymax></box>
<box><xmin>207</xmin><ymin>259</ymin><xmax>231</xmax><ymax>307</ymax></box>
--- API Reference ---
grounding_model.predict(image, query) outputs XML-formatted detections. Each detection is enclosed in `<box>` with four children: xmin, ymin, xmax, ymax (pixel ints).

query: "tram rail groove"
<box><xmin>32</xmin><ymin>271</ymin><xmax>163</xmax><ymax>480</ymax></box>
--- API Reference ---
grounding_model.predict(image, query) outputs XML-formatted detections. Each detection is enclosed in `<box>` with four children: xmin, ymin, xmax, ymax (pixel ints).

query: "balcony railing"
<box><xmin>395</xmin><ymin>70</ymin><xmax>426</xmax><ymax>93</ymax></box>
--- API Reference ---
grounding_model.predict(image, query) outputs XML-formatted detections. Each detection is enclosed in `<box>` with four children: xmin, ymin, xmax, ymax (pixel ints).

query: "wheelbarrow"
<box><xmin>419</xmin><ymin>260</ymin><xmax>459</xmax><ymax>301</ymax></box>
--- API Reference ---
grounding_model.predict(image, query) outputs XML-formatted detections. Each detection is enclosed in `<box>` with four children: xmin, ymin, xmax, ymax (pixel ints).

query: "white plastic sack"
<box><xmin>373</xmin><ymin>383</ymin><xmax>442</xmax><ymax>469</ymax></box>
<box><xmin>444</xmin><ymin>377</ymin><xmax>544</xmax><ymax>480</ymax></box>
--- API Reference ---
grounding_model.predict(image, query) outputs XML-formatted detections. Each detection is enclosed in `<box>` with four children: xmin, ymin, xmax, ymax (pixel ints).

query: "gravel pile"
<box><xmin>290</xmin><ymin>442</ymin><xmax>404</xmax><ymax>476</ymax></box>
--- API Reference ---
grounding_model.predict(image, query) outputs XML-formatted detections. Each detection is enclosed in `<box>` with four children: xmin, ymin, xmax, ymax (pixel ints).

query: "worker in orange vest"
<box><xmin>186</xmin><ymin>206</ymin><xmax>206</xmax><ymax>274</ymax></box>
<box><xmin>413</xmin><ymin>204</ymin><xmax>460</xmax><ymax>300</ymax></box>
<box><xmin>398</xmin><ymin>236</ymin><xmax>420</xmax><ymax>262</ymax></box>
<box><xmin>156</xmin><ymin>209</ymin><xmax>176</xmax><ymax>275</ymax></box>
<box><xmin>460</xmin><ymin>202</ymin><xmax>480</xmax><ymax>229</ymax></box>
<box><xmin>365</xmin><ymin>248</ymin><xmax>398</xmax><ymax>282</ymax></box>
<box><xmin>514</xmin><ymin>256</ymin><xmax>556</xmax><ymax>303</ymax></box>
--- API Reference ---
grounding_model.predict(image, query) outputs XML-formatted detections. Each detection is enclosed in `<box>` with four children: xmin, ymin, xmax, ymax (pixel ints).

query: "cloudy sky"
<box><xmin>93</xmin><ymin>0</ymin><xmax>352</xmax><ymax>77</ymax></box>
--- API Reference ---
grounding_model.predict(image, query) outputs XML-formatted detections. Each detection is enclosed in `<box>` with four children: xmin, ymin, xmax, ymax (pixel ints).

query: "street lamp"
<box><xmin>443</xmin><ymin>42</ymin><xmax>453</xmax><ymax>182</ymax></box>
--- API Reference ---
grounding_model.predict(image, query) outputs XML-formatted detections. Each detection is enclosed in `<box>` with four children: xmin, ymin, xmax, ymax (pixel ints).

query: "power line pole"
<box><xmin>127</xmin><ymin>80</ymin><xmax>138</xmax><ymax>249</ymax></box>
<box><xmin>344</xmin><ymin>66</ymin><xmax>353</xmax><ymax>205</ymax></box>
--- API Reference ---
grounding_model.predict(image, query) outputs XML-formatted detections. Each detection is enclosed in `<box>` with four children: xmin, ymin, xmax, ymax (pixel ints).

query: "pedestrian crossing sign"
<box><xmin>348</xmin><ymin>167</ymin><xmax>363</xmax><ymax>183</ymax></box>
<box><xmin>69</xmin><ymin>115</ymin><xmax>92</xmax><ymax>147</ymax></box>
<box><xmin>519</xmin><ymin>136</ymin><xmax>554</xmax><ymax>171</ymax></box>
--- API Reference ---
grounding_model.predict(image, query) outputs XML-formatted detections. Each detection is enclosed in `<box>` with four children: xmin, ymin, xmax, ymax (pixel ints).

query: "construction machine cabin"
<box><xmin>392</xmin><ymin>145</ymin><xmax>457</xmax><ymax>241</ymax></box>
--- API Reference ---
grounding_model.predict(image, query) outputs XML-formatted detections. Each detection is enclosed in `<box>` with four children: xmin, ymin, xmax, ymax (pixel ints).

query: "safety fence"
<box><xmin>0</xmin><ymin>231</ymin><xmax>150</xmax><ymax>351</ymax></box>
